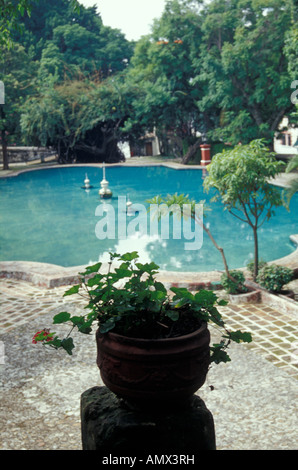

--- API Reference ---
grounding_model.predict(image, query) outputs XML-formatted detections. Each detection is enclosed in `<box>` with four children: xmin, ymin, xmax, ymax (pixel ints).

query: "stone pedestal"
<box><xmin>81</xmin><ymin>386</ymin><xmax>216</xmax><ymax>455</ymax></box>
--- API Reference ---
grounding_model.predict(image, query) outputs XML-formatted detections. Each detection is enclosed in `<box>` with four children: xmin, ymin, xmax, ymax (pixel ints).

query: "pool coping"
<box><xmin>0</xmin><ymin>162</ymin><xmax>297</xmax><ymax>289</ymax></box>
<box><xmin>0</xmin><ymin>235</ymin><xmax>297</xmax><ymax>288</ymax></box>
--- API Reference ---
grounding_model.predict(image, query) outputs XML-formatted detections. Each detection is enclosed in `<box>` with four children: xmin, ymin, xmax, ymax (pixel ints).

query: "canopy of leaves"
<box><xmin>20</xmin><ymin>75</ymin><xmax>136</xmax><ymax>162</ymax></box>
<box><xmin>194</xmin><ymin>0</ymin><xmax>296</xmax><ymax>146</ymax></box>
<box><xmin>11</xmin><ymin>0</ymin><xmax>134</xmax><ymax>79</ymax></box>
<box><xmin>0</xmin><ymin>43</ymin><xmax>38</xmax><ymax>143</ymax></box>
<box><xmin>203</xmin><ymin>139</ymin><xmax>285</xmax><ymax>227</ymax></box>
<box><xmin>123</xmin><ymin>0</ymin><xmax>205</xmax><ymax>156</ymax></box>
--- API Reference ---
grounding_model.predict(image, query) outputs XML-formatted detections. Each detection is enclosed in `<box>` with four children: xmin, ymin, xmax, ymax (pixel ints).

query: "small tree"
<box><xmin>203</xmin><ymin>140</ymin><xmax>285</xmax><ymax>281</ymax></box>
<box><xmin>147</xmin><ymin>193</ymin><xmax>238</xmax><ymax>286</ymax></box>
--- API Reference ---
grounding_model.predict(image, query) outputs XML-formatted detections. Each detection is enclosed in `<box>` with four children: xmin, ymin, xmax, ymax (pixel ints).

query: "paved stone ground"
<box><xmin>0</xmin><ymin>278</ymin><xmax>297</xmax><ymax>450</ymax></box>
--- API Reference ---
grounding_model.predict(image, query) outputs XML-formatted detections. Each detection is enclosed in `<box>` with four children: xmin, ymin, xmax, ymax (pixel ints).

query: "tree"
<box><xmin>0</xmin><ymin>0</ymin><xmax>80</xmax><ymax>48</ymax></box>
<box><xmin>194</xmin><ymin>0</ymin><xmax>295</xmax><ymax>147</ymax></box>
<box><xmin>0</xmin><ymin>43</ymin><xmax>38</xmax><ymax>169</ymax></box>
<box><xmin>12</xmin><ymin>0</ymin><xmax>133</xmax><ymax>79</ymax></box>
<box><xmin>20</xmin><ymin>75</ymin><xmax>135</xmax><ymax>163</ymax></box>
<box><xmin>203</xmin><ymin>140</ymin><xmax>285</xmax><ymax>281</ymax></box>
<box><xmin>147</xmin><ymin>193</ymin><xmax>237</xmax><ymax>285</ymax></box>
<box><xmin>124</xmin><ymin>0</ymin><xmax>205</xmax><ymax>159</ymax></box>
<box><xmin>2</xmin><ymin>0</ymin><xmax>134</xmax><ymax>166</ymax></box>
<box><xmin>0</xmin><ymin>0</ymin><xmax>36</xmax><ymax>47</ymax></box>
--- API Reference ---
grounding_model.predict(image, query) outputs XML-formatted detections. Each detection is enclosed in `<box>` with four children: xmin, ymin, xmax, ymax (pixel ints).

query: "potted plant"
<box><xmin>220</xmin><ymin>270</ymin><xmax>248</xmax><ymax>295</ymax></box>
<box><xmin>33</xmin><ymin>251</ymin><xmax>252</xmax><ymax>406</ymax></box>
<box><xmin>220</xmin><ymin>269</ymin><xmax>262</xmax><ymax>304</ymax></box>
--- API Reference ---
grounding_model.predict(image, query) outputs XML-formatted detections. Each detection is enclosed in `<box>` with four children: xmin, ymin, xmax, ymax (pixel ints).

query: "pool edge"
<box><xmin>1</xmin><ymin>234</ymin><xmax>297</xmax><ymax>288</ymax></box>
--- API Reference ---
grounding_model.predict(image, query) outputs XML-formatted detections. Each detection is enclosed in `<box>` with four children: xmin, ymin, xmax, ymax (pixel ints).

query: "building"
<box><xmin>274</xmin><ymin>116</ymin><xmax>298</xmax><ymax>158</ymax></box>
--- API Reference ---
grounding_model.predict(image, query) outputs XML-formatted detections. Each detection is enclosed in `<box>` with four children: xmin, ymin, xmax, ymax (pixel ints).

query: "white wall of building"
<box><xmin>274</xmin><ymin>117</ymin><xmax>298</xmax><ymax>155</ymax></box>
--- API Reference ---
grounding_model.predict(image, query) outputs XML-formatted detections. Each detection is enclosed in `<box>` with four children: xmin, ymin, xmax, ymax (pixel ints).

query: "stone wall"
<box><xmin>0</xmin><ymin>146</ymin><xmax>56</xmax><ymax>164</ymax></box>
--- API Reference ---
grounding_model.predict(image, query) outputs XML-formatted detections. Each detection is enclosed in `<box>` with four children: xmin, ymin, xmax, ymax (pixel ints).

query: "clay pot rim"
<box><xmin>97</xmin><ymin>321</ymin><xmax>208</xmax><ymax>345</ymax></box>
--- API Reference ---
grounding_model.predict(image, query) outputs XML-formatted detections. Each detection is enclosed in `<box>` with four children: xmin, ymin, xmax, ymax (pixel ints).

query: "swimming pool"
<box><xmin>0</xmin><ymin>165</ymin><xmax>297</xmax><ymax>272</ymax></box>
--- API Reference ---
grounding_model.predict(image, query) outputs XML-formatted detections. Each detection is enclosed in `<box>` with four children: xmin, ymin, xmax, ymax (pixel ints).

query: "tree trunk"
<box><xmin>252</xmin><ymin>225</ymin><xmax>259</xmax><ymax>281</ymax></box>
<box><xmin>1</xmin><ymin>129</ymin><xmax>8</xmax><ymax>170</ymax></box>
<box><xmin>182</xmin><ymin>139</ymin><xmax>201</xmax><ymax>165</ymax></box>
<box><xmin>195</xmin><ymin>214</ymin><xmax>245</xmax><ymax>290</ymax></box>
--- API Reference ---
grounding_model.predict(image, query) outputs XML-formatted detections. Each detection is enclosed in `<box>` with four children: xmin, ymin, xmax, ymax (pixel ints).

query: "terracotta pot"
<box><xmin>96</xmin><ymin>322</ymin><xmax>210</xmax><ymax>407</ymax></box>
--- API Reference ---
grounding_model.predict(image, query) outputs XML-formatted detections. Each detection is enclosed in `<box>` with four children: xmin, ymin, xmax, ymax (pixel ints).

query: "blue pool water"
<box><xmin>0</xmin><ymin>165</ymin><xmax>297</xmax><ymax>272</ymax></box>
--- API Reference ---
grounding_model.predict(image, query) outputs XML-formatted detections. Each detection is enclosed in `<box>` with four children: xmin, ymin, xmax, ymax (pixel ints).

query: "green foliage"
<box><xmin>12</xmin><ymin>0</ymin><xmax>133</xmax><ymax>77</ymax></box>
<box><xmin>284</xmin><ymin>24</ymin><xmax>298</xmax><ymax>81</ymax></box>
<box><xmin>33</xmin><ymin>251</ymin><xmax>252</xmax><ymax>363</ymax></box>
<box><xmin>3</xmin><ymin>0</ymin><xmax>296</xmax><ymax>163</ymax></box>
<box><xmin>0</xmin><ymin>42</ymin><xmax>39</xmax><ymax>168</ymax></box>
<box><xmin>20</xmin><ymin>76</ymin><xmax>133</xmax><ymax>163</ymax></box>
<box><xmin>196</xmin><ymin>0</ymin><xmax>295</xmax><ymax>145</ymax></box>
<box><xmin>0</xmin><ymin>0</ymin><xmax>81</xmax><ymax>48</ymax></box>
<box><xmin>256</xmin><ymin>264</ymin><xmax>294</xmax><ymax>293</ymax></box>
<box><xmin>220</xmin><ymin>270</ymin><xmax>248</xmax><ymax>295</ymax></box>
<box><xmin>204</xmin><ymin>140</ymin><xmax>285</xmax><ymax>210</ymax></box>
<box><xmin>204</xmin><ymin>139</ymin><xmax>286</xmax><ymax>279</ymax></box>
<box><xmin>124</xmin><ymin>0</ymin><xmax>204</xmax><ymax>157</ymax></box>
<box><xmin>246</xmin><ymin>259</ymin><xmax>268</xmax><ymax>277</ymax></box>
<box><xmin>0</xmin><ymin>0</ymin><xmax>35</xmax><ymax>47</ymax></box>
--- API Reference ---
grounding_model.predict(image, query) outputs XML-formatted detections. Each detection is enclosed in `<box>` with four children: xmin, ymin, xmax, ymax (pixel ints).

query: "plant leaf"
<box><xmin>61</xmin><ymin>338</ymin><xmax>75</xmax><ymax>355</ymax></box>
<box><xmin>63</xmin><ymin>285</ymin><xmax>80</xmax><ymax>296</ymax></box>
<box><xmin>53</xmin><ymin>312</ymin><xmax>71</xmax><ymax>324</ymax></box>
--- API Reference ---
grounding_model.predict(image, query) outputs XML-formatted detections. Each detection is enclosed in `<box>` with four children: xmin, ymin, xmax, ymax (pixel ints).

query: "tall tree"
<box><xmin>0</xmin><ymin>43</ymin><xmax>38</xmax><ymax>169</ymax></box>
<box><xmin>0</xmin><ymin>0</ymin><xmax>80</xmax><ymax>48</ymax></box>
<box><xmin>12</xmin><ymin>0</ymin><xmax>134</xmax><ymax>79</ymax></box>
<box><xmin>195</xmin><ymin>0</ymin><xmax>295</xmax><ymax>147</ymax></box>
<box><xmin>125</xmin><ymin>0</ymin><xmax>205</xmax><ymax>158</ymax></box>
<box><xmin>20</xmin><ymin>75</ymin><xmax>135</xmax><ymax>163</ymax></box>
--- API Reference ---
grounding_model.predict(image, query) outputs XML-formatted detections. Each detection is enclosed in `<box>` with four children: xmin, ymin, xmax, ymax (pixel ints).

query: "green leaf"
<box><xmin>100</xmin><ymin>318</ymin><xmax>115</xmax><ymax>333</ymax></box>
<box><xmin>226</xmin><ymin>330</ymin><xmax>253</xmax><ymax>343</ymax></box>
<box><xmin>165</xmin><ymin>310</ymin><xmax>180</xmax><ymax>321</ymax></box>
<box><xmin>114</xmin><ymin>268</ymin><xmax>133</xmax><ymax>278</ymax></box>
<box><xmin>120</xmin><ymin>252</ymin><xmax>139</xmax><ymax>261</ymax></box>
<box><xmin>87</xmin><ymin>274</ymin><xmax>104</xmax><ymax>287</ymax></box>
<box><xmin>61</xmin><ymin>338</ymin><xmax>75</xmax><ymax>355</ymax></box>
<box><xmin>84</xmin><ymin>262</ymin><xmax>102</xmax><ymax>274</ymax></box>
<box><xmin>210</xmin><ymin>344</ymin><xmax>231</xmax><ymax>364</ymax></box>
<box><xmin>170</xmin><ymin>287</ymin><xmax>194</xmax><ymax>300</ymax></box>
<box><xmin>47</xmin><ymin>337</ymin><xmax>62</xmax><ymax>349</ymax></box>
<box><xmin>70</xmin><ymin>316</ymin><xmax>84</xmax><ymax>326</ymax></box>
<box><xmin>154</xmin><ymin>281</ymin><xmax>167</xmax><ymax>293</ymax></box>
<box><xmin>53</xmin><ymin>312</ymin><xmax>71</xmax><ymax>324</ymax></box>
<box><xmin>63</xmin><ymin>285</ymin><xmax>80</xmax><ymax>296</ymax></box>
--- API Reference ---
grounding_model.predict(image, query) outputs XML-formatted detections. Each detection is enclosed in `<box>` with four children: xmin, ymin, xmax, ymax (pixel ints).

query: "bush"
<box><xmin>256</xmin><ymin>264</ymin><xmax>294</xmax><ymax>293</ymax></box>
<box><xmin>246</xmin><ymin>259</ymin><xmax>268</xmax><ymax>277</ymax></box>
<box><xmin>221</xmin><ymin>270</ymin><xmax>248</xmax><ymax>295</ymax></box>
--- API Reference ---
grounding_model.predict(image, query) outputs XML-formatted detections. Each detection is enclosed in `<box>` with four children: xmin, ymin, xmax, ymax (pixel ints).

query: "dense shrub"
<box><xmin>246</xmin><ymin>259</ymin><xmax>268</xmax><ymax>277</ymax></box>
<box><xmin>256</xmin><ymin>264</ymin><xmax>294</xmax><ymax>293</ymax></box>
<box><xmin>220</xmin><ymin>270</ymin><xmax>248</xmax><ymax>295</ymax></box>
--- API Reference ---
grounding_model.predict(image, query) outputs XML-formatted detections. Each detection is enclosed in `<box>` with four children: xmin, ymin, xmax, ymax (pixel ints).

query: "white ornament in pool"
<box><xmin>84</xmin><ymin>173</ymin><xmax>90</xmax><ymax>189</ymax></box>
<box><xmin>99</xmin><ymin>163</ymin><xmax>112</xmax><ymax>199</ymax></box>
